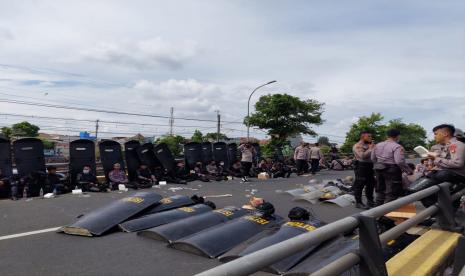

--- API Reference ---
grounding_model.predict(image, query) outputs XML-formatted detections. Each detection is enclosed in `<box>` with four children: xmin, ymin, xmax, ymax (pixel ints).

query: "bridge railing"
<box><xmin>196</xmin><ymin>182</ymin><xmax>465</xmax><ymax>276</ymax></box>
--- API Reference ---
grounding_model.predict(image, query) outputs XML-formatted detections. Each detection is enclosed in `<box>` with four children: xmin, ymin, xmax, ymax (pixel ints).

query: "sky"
<box><xmin>0</xmin><ymin>0</ymin><xmax>464</xmax><ymax>142</ymax></box>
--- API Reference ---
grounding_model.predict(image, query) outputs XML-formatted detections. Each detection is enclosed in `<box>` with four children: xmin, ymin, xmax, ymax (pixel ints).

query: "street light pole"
<box><xmin>247</xmin><ymin>80</ymin><xmax>277</xmax><ymax>142</ymax></box>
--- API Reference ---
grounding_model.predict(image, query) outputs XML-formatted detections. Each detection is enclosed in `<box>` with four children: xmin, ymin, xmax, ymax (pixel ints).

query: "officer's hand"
<box><xmin>426</xmin><ymin>152</ymin><xmax>436</xmax><ymax>159</ymax></box>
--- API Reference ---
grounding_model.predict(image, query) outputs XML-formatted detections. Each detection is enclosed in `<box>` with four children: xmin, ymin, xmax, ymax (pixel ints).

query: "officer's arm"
<box><xmin>434</xmin><ymin>144</ymin><xmax>465</xmax><ymax>169</ymax></box>
<box><xmin>370</xmin><ymin>146</ymin><xmax>377</xmax><ymax>163</ymax></box>
<box><xmin>394</xmin><ymin>147</ymin><xmax>413</xmax><ymax>174</ymax></box>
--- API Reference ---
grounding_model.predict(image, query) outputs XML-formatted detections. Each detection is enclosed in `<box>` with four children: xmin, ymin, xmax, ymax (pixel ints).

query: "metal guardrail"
<box><xmin>196</xmin><ymin>182</ymin><xmax>465</xmax><ymax>276</ymax></box>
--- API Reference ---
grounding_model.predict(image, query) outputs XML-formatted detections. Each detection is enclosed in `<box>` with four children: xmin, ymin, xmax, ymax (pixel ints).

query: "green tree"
<box><xmin>155</xmin><ymin>135</ymin><xmax>186</xmax><ymax>157</ymax></box>
<box><xmin>246</xmin><ymin>94</ymin><xmax>324</xmax><ymax>145</ymax></box>
<box><xmin>191</xmin><ymin>130</ymin><xmax>203</xmax><ymax>143</ymax></box>
<box><xmin>341</xmin><ymin>113</ymin><xmax>385</xmax><ymax>153</ymax></box>
<box><xmin>1</xmin><ymin>127</ymin><xmax>12</xmax><ymax>139</ymax></box>
<box><xmin>317</xmin><ymin>136</ymin><xmax>330</xmax><ymax>146</ymax></box>
<box><xmin>12</xmin><ymin>121</ymin><xmax>40</xmax><ymax>137</ymax></box>
<box><xmin>385</xmin><ymin>119</ymin><xmax>426</xmax><ymax>151</ymax></box>
<box><xmin>41</xmin><ymin>139</ymin><xmax>55</xmax><ymax>150</ymax></box>
<box><xmin>203</xmin><ymin>132</ymin><xmax>228</xmax><ymax>142</ymax></box>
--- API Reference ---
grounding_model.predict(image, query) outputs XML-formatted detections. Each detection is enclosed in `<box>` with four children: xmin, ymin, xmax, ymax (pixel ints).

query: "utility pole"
<box><xmin>216</xmin><ymin>110</ymin><xmax>221</xmax><ymax>142</ymax></box>
<box><xmin>169</xmin><ymin>107</ymin><xmax>174</xmax><ymax>136</ymax></box>
<box><xmin>95</xmin><ymin>119</ymin><xmax>99</xmax><ymax>140</ymax></box>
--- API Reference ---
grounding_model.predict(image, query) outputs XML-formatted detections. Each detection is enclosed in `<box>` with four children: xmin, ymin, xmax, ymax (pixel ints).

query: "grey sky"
<box><xmin>0</xmin><ymin>0</ymin><xmax>464</xmax><ymax>142</ymax></box>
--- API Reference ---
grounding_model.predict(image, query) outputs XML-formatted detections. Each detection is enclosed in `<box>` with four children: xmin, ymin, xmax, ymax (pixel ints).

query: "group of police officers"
<box><xmin>352</xmin><ymin>124</ymin><xmax>465</xmax><ymax>209</ymax></box>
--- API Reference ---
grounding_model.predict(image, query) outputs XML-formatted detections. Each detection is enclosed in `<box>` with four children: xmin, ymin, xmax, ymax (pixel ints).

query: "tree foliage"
<box><xmin>203</xmin><ymin>132</ymin><xmax>228</xmax><ymax>142</ymax></box>
<box><xmin>246</xmin><ymin>94</ymin><xmax>324</xmax><ymax>145</ymax></box>
<box><xmin>155</xmin><ymin>135</ymin><xmax>186</xmax><ymax>157</ymax></box>
<box><xmin>341</xmin><ymin>113</ymin><xmax>426</xmax><ymax>153</ymax></box>
<box><xmin>317</xmin><ymin>136</ymin><xmax>330</xmax><ymax>146</ymax></box>
<box><xmin>191</xmin><ymin>130</ymin><xmax>203</xmax><ymax>143</ymax></box>
<box><xmin>1</xmin><ymin>121</ymin><xmax>40</xmax><ymax>139</ymax></box>
<box><xmin>41</xmin><ymin>139</ymin><xmax>55</xmax><ymax>150</ymax></box>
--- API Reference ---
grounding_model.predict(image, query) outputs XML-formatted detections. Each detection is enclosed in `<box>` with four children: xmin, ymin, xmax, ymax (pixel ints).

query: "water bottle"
<box><xmin>23</xmin><ymin>186</ymin><xmax>28</xmax><ymax>199</ymax></box>
<box><xmin>53</xmin><ymin>187</ymin><xmax>57</xmax><ymax>196</ymax></box>
<box><xmin>39</xmin><ymin>188</ymin><xmax>44</xmax><ymax>197</ymax></box>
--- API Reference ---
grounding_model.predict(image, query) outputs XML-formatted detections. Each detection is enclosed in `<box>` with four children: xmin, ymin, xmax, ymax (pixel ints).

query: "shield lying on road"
<box><xmin>144</xmin><ymin>194</ymin><xmax>199</xmax><ymax>215</ymax></box>
<box><xmin>171</xmin><ymin>214</ymin><xmax>284</xmax><ymax>258</ymax></box>
<box><xmin>119</xmin><ymin>204</ymin><xmax>214</xmax><ymax>232</ymax></box>
<box><xmin>323</xmin><ymin>194</ymin><xmax>356</xmax><ymax>208</ymax></box>
<box><xmin>61</xmin><ymin>192</ymin><xmax>163</xmax><ymax>236</ymax></box>
<box><xmin>220</xmin><ymin>219</ymin><xmax>325</xmax><ymax>274</ymax></box>
<box><xmin>138</xmin><ymin>207</ymin><xmax>247</xmax><ymax>243</ymax></box>
<box><xmin>284</xmin><ymin>186</ymin><xmax>317</xmax><ymax>197</ymax></box>
<box><xmin>285</xmin><ymin>235</ymin><xmax>359</xmax><ymax>276</ymax></box>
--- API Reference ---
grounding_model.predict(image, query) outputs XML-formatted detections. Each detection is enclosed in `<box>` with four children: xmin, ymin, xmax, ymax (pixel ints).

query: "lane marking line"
<box><xmin>0</xmin><ymin>227</ymin><xmax>61</xmax><ymax>241</ymax></box>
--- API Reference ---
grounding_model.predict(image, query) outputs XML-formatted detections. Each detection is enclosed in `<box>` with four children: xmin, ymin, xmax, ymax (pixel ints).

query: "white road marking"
<box><xmin>0</xmin><ymin>227</ymin><xmax>61</xmax><ymax>241</ymax></box>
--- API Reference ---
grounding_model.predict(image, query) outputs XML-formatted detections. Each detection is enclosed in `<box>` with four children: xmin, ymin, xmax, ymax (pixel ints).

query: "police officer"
<box><xmin>309</xmin><ymin>143</ymin><xmax>322</xmax><ymax>175</ymax></box>
<box><xmin>352</xmin><ymin>130</ymin><xmax>375</xmax><ymax>209</ymax></box>
<box><xmin>294</xmin><ymin>142</ymin><xmax>309</xmax><ymax>175</ymax></box>
<box><xmin>371</xmin><ymin>129</ymin><xmax>413</xmax><ymax>205</ymax></box>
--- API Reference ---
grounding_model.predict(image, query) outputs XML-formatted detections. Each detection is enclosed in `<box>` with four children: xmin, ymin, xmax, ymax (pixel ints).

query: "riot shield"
<box><xmin>13</xmin><ymin>138</ymin><xmax>46</xmax><ymax>176</ymax></box>
<box><xmin>184</xmin><ymin>142</ymin><xmax>202</xmax><ymax>170</ymax></box>
<box><xmin>98</xmin><ymin>140</ymin><xmax>125</xmax><ymax>180</ymax></box>
<box><xmin>124</xmin><ymin>140</ymin><xmax>141</xmax><ymax>182</ymax></box>
<box><xmin>119</xmin><ymin>204</ymin><xmax>213</xmax><ymax>232</ymax></box>
<box><xmin>252</xmin><ymin>143</ymin><xmax>261</xmax><ymax>164</ymax></box>
<box><xmin>227</xmin><ymin>143</ymin><xmax>238</xmax><ymax>168</ymax></box>
<box><xmin>61</xmin><ymin>192</ymin><xmax>163</xmax><ymax>236</ymax></box>
<box><xmin>154</xmin><ymin>143</ymin><xmax>175</xmax><ymax>172</ymax></box>
<box><xmin>274</xmin><ymin>146</ymin><xmax>284</xmax><ymax>162</ymax></box>
<box><xmin>221</xmin><ymin>219</ymin><xmax>325</xmax><ymax>274</ymax></box>
<box><xmin>0</xmin><ymin>137</ymin><xmax>12</xmax><ymax>177</ymax></box>
<box><xmin>69</xmin><ymin>139</ymin><xmax>96</xmax><ymax>185</ymax></box>
<box><xmin>285</xmin><ymin>235</ymin><xmax>359</xmax><ymax>276</ymax></box>
<box><xmin>213</xmin><ymin>142</ymin><xmax>228</xmax><ymax>168</ymax></box>
<box><xmin>201</xmin><ymin>142</ymin><xmax>213</xmax><ymax>164</ymax></box>
<box><xmin>137</xmin><ymin>143</ymin><xmax>161</xmax><ymax>170</ymax></box>
<box><xmin>138</xmin><ymin>207</ymin><xmax>247</xmax><ymax>243</ymax></box>
<box><xmin>171</xmin><ymin>214</ymin><xmax>285</xmax><ymax>258</ymax></box>
<box><xmin>144</xmin><ymin>194</ymin><xmax>197</xmax><ymax>215</ymax></box>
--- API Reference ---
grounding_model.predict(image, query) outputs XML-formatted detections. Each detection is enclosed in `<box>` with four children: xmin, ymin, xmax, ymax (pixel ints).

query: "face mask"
<box><xmin>83</xmin><ymin>169</ymin><xmax>90</xmax><ymax>174</ymax></box>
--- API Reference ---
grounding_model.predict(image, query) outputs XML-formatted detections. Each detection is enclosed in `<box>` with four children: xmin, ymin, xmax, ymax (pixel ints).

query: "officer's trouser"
<box><xmin>353</xmin><ymin>162</ymin><xmax>375</xmax><ymax>204</ymax></box>
<box><xmin>420</xmin><ymin>170</ymin><xmax>465</xmax><ymax>208</ymax></box>
<box><xmin>296</xmin><ymin>159</ymin><xmax>306</xmax><ymax>174</ymax></box>
<box><xmin>374</xmin><ymin>165</ymin><xmax>402</xmax><ymax>206</ymax></box>
<box><xmin>310</xmin><ymin>159</ymin><xmax>319</xmax><ymax>174</ymax></box>
<box><xmin>241</xmin><ymin>161</ymin><xmax>252</xmax><ymax>177</ymax></box>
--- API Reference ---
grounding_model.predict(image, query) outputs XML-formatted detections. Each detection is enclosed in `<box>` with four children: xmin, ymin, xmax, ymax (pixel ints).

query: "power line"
<box><xmin>0</xmin><ymin>98</ymin><xmax>243</xmax><ymax>124</ymax></box>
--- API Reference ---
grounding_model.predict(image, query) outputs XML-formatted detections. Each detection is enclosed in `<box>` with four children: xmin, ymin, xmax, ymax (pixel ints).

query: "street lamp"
<box><xmin>247</xmin><ymin>80</ymin><xmax>277</xmax><ymax>141</ymax></box>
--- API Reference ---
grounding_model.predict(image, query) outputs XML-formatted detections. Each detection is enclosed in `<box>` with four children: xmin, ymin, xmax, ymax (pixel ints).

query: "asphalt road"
<box><xmin>0</xmin><ymin>170</ymin><xmax>359</xmax><ymax>276</ymax></box>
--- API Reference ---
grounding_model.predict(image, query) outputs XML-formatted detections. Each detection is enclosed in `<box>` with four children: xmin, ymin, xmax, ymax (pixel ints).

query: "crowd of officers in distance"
<box><xmin>350</xmin><ymin>124</ymin><xmax>465</xmax><ymax>209</ymax></box>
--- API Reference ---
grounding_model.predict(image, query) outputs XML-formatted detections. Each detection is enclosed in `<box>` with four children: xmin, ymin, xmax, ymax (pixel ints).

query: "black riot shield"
<box><xmin>138</xmin><ymin>207</ymin><xmax>247</xmax><ymax>243</ymax></box>
<box><xmin>213</xmin><ymin>142</ymin><xmax>228</xmax><ymax>168</ymax></box>
<box><xmin>61</xmin><ymin>192</ymin><xmax>163</xmax><ymax>236</ymax></box>
<box><xmin>201</xmin><ymin>142</ymin><xmax>213</xmax><ymax>164</ymax></box>
<box><xmin>98</xmin><ymin>140</ymin><xmax>125</xmax><ymax>180</ymax></box>
<box><xmin>124</xmin><ymin>140</ymin><xmax>141</xmax><ymax>182</ymax></box>
<box><xmin>227</xmin><ymin>143</ymin><xmax>238</xmax><ymax>168</ymax></box>
<box><xmin>13</xmin><ymin>138</ymin><xmax>46</xmax><ymax>196</ymax></box>
<box><xmin>285</xmin><ymin>236</ymin><xmax>359</xmax><ymax>276</ymax></box>
<box><xmin>184</xmin><ymin>142</ymin><xmax>202</xmax><ymax>170</ymax></box>
<box><xmin>172</xmin><ymin>214</ymin><xmax>285</xmax><ymax>258</ymax></box>
<box><xmin>144</xmin><ymin>195</ymin><xmax>196</xmax><ymax>215</ymax></box>
<box><xmin>0</xmin><ymin>137</ymin><xmax>12</xmax><ymax>177</ymax></box>
<box><xmin>221</xmin><ymin>219</ymin><xmax>326</xmax><ymax>274</ymax></box>
<box><xmin>69</xmin><ymin>139</ymin><xmax>96</xmax><ymax>185</ymax></box>
<box><xmin>274</xmin><ymin>146</ymin><xmax>284</xmax><ymax>162</ymax></box>
<box><xmin>13</xmin><ymin>138</ymin><xmax>46</xmax><ymax>176</ymax></box>
<box><xmin>137</xmin><ymin>143</ymin><xmax>161</xmax><ymax>170</ymax></box>
<box><xmin>119</xmin><ymin>204</ymin><xmax>213</xmax><ymax>232</ymax></box>
<box><xmin>154</xmin><ymin>143</ymin><xmax>175</xmax><ymax>172</ymax></box>
<box><xmin>252</xmin><ymin>143</ymin><xmax>261</xmax><ymax>164</ymax></box>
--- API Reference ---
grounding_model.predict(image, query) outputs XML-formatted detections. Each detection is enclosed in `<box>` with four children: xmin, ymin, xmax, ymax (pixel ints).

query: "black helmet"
<box><xmin>288</xmin><ymin>207</ymin><xmax>310</xmax><ymax>221</ymax></box>
<box><xmin>255</xmin><ymin>202</ymin><xmax>275</xmax><ymax>218</ymax></box>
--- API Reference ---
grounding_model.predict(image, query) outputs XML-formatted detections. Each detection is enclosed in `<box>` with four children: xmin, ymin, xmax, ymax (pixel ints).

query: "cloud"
<box><xmin>83</xmin><ymin>38</ymin><xmax>199</xmax><ymax>70</ymax></box>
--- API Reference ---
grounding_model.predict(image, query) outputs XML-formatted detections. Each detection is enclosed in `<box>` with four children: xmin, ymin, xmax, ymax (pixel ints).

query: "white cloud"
<box><xmin>83</xmin><ymin>38</ymin><xmax>199</xmax><ymax>70</ymax></box>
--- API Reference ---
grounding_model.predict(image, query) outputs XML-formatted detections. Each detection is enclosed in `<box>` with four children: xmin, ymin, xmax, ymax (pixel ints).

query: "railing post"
<box><xmin>356</xmin><ymin>215</ymin><xmax>388</xmax><ymax>276</ymax></box>
<box><xmin>436</xmin><ymin>183</ymin><xmax>459</xmax><ymax>231</ymax></box>
<box><xmin>452</xmin><ymin>236</ymin><xmax>465</xmax><ymax>276</ymax></box>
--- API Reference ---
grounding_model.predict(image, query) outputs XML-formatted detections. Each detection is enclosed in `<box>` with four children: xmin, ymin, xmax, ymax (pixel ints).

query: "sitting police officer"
<box><xmin>0</xmin><ymin>168</ymin><xmax>10</xmax><ymax>199</ymax></box>
<box><xmin>136</xmin><ymin>163</ymin><xmax>157</xmax><ymax>188</ymax></box>
<box><xmin>76</xmin><ymin>165</ymin><xmax>107</xmax><ymax>192</ymax></box>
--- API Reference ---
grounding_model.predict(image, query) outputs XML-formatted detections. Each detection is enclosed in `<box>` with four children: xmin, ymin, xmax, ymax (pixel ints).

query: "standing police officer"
<box><xmin>352</xmin><ymin>130</ymin><xmax>375</xmax><ymax>209</ymax></box>
<box><xmin>294</xmin><ymin>142</ymin><xmax>309</xmax><ymax>175</ymax></box>
<box><xmin>371</xmin><ymin>129</ymin><xmax>413</xmax><ymax>205</ymax></box>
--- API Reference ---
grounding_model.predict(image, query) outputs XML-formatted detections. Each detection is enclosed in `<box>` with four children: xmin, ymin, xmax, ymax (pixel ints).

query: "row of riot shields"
<box><xmin>184</xmin><ymin>142</ymin><xmax>263</xmax><ymax>170</ymax></box>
